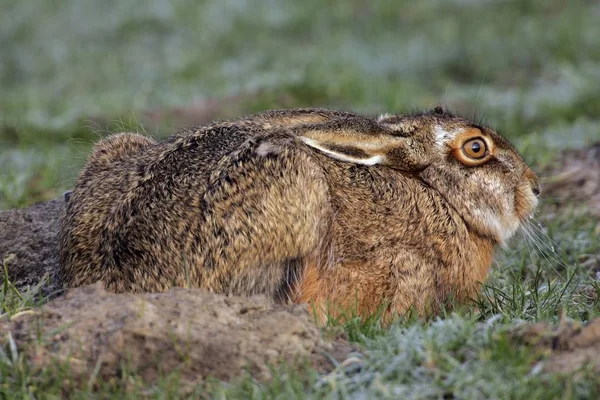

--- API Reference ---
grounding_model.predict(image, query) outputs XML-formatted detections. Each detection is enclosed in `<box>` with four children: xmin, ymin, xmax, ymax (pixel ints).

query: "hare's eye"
<box><xmin>462</xmin><ymin>138</ymin><xmax>487</xmax><ymax>159</ymax></box>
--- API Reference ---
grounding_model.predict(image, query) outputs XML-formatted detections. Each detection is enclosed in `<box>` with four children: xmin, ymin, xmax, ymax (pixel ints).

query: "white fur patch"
<box><xmin>300</xmin><ymin>137</ymin><xmax>385</xmax><ymax>166</ymax></box>
<box><xmin>377</xmin><ymin>113</ymin><xmax>393</xmax><ymax>122</ymax></box>
<box><xmin>434</xmin><ymin>125</ymin><xmax>454</xmax><ymax>148</ymax></box>
<box><xmin>255</xmin><ymin>141</ymin><xmax>284</xmax><ymax>156</ymax></box>
<box><xmin>471</xmin><ymin>207</ymin><xmax>519</xmax><ymax>246</ymax></box>
<box><xmin>468</xmin><ymin>173</ymin><xmax>520</xmax><ymax>245</ymax></box>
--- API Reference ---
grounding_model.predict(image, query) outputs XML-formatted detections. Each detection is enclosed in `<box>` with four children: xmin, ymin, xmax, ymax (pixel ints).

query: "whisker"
<box><xmin>521</xmin><ymin>224</ymin><xmax>541</xmax><ymax>271</ymax></box>
<box><xmin>521</xmin><ymin>220</ymin><xmax>563</xmax><ymax>276</ymax></box>
<box><xmin>527</xmin><ymin>218</ymin><xmax>573</xmax><ymax>269</ymax></box>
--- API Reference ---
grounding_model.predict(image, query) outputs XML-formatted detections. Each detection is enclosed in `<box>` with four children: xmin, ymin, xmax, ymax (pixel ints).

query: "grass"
<box><xmin>1</xmin><ymin>0</ymin><xmax>600</xmax><ymax>398</ymax></box>
<box><xmin>1</xmin><ymin>256</ymin><xmax>46</xmax><ymax>318</ymax></box>
<box><xmin>2</xmin><ymin>219</ymin><xmax>600</xmax><ymax>399</ymax></box>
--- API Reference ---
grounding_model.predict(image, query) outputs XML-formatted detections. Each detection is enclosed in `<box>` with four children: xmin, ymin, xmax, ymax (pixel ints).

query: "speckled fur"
<box><xmin>59</xmin><ymin>107</ymin><xmax>540</xmax><ymax>323</ymax></box>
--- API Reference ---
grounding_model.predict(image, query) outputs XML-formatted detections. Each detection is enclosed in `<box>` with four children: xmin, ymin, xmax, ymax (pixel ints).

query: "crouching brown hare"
<box><xmin>59</xmin><ymin>107</ymin><xmax>540</xmax><ymax>323</ymax></box>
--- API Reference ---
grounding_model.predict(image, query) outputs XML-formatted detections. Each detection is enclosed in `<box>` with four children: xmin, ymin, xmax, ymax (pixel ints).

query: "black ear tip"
<box><xmin>432</xmin><ymin>106</ymin><xmax>445</xmax><ymax>115</ymax></box>
<box><xmin>63</xmin><ymin>190</ymin><xmax>73</xmax><ymax>202</ymax></box>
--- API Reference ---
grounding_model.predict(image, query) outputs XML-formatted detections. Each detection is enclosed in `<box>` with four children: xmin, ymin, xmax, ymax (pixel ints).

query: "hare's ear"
<box><xmin>298</xmin><ymin>128</ymin><xmax>391</xmax><ymax>166</ymax></box>
<box><xmin>297</xmin><ymin>121</ymin><xmax>431</xmax><ymax>171</ymax></box>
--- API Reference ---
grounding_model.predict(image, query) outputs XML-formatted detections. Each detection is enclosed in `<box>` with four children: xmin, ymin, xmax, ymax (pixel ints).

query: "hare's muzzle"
<box><xmin>514</xmin><ymin>167</ymin><xmax>541</xmax><ymax>224</ymax></box>
<box><xmin>524</xmin><ymin>168</ymin><xmax>541</xmax><ymax>197</ymax></box>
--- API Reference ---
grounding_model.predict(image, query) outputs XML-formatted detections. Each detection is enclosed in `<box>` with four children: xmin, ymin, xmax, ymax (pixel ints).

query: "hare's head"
<box><xmin>298</xmin><ymin>107</ymin><xmax>540</xmax><ymax>245</ymax></box>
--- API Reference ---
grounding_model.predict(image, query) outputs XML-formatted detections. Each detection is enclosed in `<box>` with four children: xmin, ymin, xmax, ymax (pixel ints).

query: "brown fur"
<box><xmin>59</xmin><ymin>107</ymin><xmax>540</xmax><ymax>323</ymax></box>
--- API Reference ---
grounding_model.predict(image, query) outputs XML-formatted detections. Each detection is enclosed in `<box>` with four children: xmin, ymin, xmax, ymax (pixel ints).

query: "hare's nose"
<box><xmin>524</xmin><ymin>168</ymin><xmax>541</xmax><ymax>197</ymax></box>
<box><xmin>531</xmin><ymin>181</ymin><xmax>541</xmax><ymax>197</ymax></box>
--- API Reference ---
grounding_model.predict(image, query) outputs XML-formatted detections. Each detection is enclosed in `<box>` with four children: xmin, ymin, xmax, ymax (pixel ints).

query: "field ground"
<box><xmin>1</xmin><ymin>0</ymin><xmax>600</xmax><ymax>398</ymax></box>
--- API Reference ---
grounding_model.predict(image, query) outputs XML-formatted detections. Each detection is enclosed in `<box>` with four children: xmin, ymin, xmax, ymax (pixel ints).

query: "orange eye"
<box><xmin>462</xmin><ymin>138</ymin><xmax>487</xmax><ymax>159</ymax></box>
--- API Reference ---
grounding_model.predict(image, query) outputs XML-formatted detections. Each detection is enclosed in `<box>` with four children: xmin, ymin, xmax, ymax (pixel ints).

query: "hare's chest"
<box><xmin>297</xmin><ymin>163</ymin><xmax>497</xmax><ymax>321</ymax></box>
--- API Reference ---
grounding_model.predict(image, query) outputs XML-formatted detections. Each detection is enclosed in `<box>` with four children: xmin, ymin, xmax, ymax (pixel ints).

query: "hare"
<box><xmin>59</xmin><ymin>107</ymin><xmax>540</xmax><ymax>322</ymax></box>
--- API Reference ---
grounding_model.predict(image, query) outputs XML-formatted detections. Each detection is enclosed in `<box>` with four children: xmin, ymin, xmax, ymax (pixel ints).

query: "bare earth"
<box><xmin>542</xmin><ymin>142</ymin><xmax>600</xmax><ymax>217</ymax></box>
<box><xmin>0</xmin><ymin>197</ymin><xmax>64</xmax><ymax>298</ymax></box>
<box><xmin>0</xmin><ymin>283</ymin><xmax>355</xmax><ymax>391</ymax></box>
<box><xmin>512</xmin><ymin>318</ymin><xmax>600</xmax><ymax>375</ymax></box>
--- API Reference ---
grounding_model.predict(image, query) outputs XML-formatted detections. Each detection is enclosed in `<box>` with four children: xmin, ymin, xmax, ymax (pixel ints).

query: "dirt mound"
<box><xmin>542</xmin><ymin>142</ymin><xmax>600</xmax><ymax>216</ymax></box>
<box><xmin>0</xmin><ymin>198</ymin><xmax>64</xmax><ymax>298</ymax></box>
<box><xmin>0</xmin><ymin>283</ymin><xmax>355</xmax><ymax>391</ymax></box>
<box><xmin>512</xmin><ymin>318</ymin><xmax>600</xmax><ymax>375</ymax></box>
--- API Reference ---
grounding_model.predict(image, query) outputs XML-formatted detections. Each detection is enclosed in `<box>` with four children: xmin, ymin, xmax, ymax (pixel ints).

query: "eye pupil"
<box><xmin>471</xmin><ymin>141</ymin><xmax>481</xmax><ymax>153</ymax></box>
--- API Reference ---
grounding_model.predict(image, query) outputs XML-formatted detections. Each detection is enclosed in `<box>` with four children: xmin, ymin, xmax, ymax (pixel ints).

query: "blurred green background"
<box><xmin>1</xmin><ymin>0</ymin><xmax>600</xmax><ymax>209</ymax></box>
<box><xmin>2</xmin><ymin>2</ymin><xmax>600</xmax><ymax>397</ymax></box>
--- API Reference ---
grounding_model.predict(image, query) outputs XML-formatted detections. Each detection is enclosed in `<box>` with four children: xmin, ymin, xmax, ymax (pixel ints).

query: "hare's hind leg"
<box><xmin>192</xmin><ymin>134</ymin><xmax>332</xmax><ymax>301</ymax></box>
